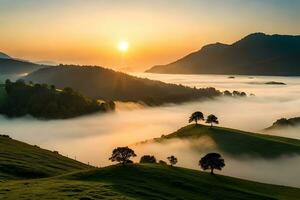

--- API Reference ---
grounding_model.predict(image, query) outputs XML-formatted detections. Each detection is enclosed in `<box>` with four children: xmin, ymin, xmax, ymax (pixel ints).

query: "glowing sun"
<box><xmin>118</xmin><ymin>40</ymin><xmax>129</xmax><ymax>52</ymax></box>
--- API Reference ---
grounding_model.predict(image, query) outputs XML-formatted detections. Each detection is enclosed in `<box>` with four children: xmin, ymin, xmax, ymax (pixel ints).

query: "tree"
<box><xmin>109</xmin><ymin>147</ymin><xmax>136</xmax><ymax>165</ymax></box>
<box><xmin>206</xmin><ymin>114</ymin><xmax>219</xmax><ymax>127</ymax></box>
<box><xmin>199</xmin><ymin>153</ymin><xmax>225</xmax><ymax>175</ymax></box>
<box><xmin>140</xmin><ymin>155</ymin><xmax>157</xmax><ymax>163</ymax></box>
<box><xmin>167</xmin><ymin>155</ymin><xmax>178</xmax><ymax>166</ymax></box>
<box><xmin>189</xmin><ymin>111</ymin><xmax>204</xmax><ymax>124</ymax></box>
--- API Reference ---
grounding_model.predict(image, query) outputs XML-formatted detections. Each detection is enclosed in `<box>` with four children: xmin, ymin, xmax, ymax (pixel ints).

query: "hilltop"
<box><xmin>145</xmin><ymin>124</ymin><xmax>300</xmax><ymax>158</ymax></box>
<box><xmin>23</xmin><ymin>65</ymin><xmax>223</xmax><ymax>105</ymax></box>
<box><xmin>0</xmin><ymin>58</ymin><xmax>45</xmax><ymax>74</ymax></box>
<box><xmin>266</xmin><ymin>117</ymin><xmax>300</xmax><ymax>130</ymax></box>
<box><xmin>0</xmin><ymin>135</ymin><xmax>91</xmax><ymax>179</ymax></box>
<box><xmin>146</xmin><ymin>33</ymin><xmax>300</xmax><ymax>76</ymax></box>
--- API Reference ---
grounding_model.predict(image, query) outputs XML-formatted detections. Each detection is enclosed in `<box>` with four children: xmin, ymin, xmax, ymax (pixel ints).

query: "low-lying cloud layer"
<box><xmin>1</xmin><ymin>74</ymin><xmax>300</xmax><ymax>187</ymax></box>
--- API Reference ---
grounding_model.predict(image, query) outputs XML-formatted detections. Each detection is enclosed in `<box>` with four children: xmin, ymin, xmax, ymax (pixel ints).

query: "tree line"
<box><xmin>108</xmin><ymin>146</ymin><xmax>225</xmax><ymax>175</ymax></box>
<box><xmin>0</xmin><ymin>79</ymin><xmax>115</xmax><ymax>119</ymax></box>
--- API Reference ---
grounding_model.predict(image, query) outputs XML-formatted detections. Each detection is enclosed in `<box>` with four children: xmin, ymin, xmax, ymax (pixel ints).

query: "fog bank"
<box><xmin>1</xmin><ymin>73</ymin><xmax>300</xmax><ymax>187</ymax></box>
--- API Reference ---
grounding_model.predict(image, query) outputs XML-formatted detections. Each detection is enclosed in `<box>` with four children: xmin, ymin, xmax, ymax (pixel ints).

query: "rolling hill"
<box><xmin>0</xmin><ymin>58</ymin><xmax>45</xmax><ymax>74</ymax></box>
<box><xmin>23</xmin><ymin>65</ymin><xmax>222</xmax><ymax>105</ymax></box>
<box><xmin>1</xmin><ymin>135</ymin><xmax>300</xmax><ymax>199</ymax></box>
<box><xmin>1</xmin><ymin>164</ymin><xmax>300</xmax><ymax>199</ymax></box>
<box><xmin>0</xmin><ymin>135</ymin><xmax>91</xmax><ymax>179</ymax></box>
<box><xmin>266</xmin><ymin>117</ymin><xmax>300</xmax><ymax>130</ymax></box>
<box><xmin>146</xmin><ymin>33</ymin><xmax>300</xmax><ymax>76</ymax></box>
<box><xmin>145</xmin><ymin>124</ymin><xmax>300</xmax><ymax>158</ymax></box>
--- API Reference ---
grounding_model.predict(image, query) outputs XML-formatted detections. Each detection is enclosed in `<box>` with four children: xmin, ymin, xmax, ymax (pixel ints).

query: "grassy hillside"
<box><xmin>151</xmin><ymin>124</ymin><xmax>300</xmax><ymax>158</ymax></box>
<box><xmin>1</xmin><ymin>164</ymin><xmax>300</xmax><ymax>200</ymax></box>
<box><xmin>0</xmin><ymin>135</ymin><xmax>91</xmax><ymax>179</ymax></box>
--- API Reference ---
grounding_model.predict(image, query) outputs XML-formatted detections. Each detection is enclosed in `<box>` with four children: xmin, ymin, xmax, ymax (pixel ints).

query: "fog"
<box><xmin>1</xmin><ymin>73</ymin><xmax>300</xmax><ymax>187</ymax></box>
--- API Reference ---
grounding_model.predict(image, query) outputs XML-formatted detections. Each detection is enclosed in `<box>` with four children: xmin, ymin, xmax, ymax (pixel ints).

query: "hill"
<box><xmin>0</xmin><ymin>58</ymin><xmax>45</xmax><ymax>74</ymax></box>
<box><xmin>0</xmin><ymin>80</ymin><xmax>115</xmax><ymax>119</ymax></box>
<box><xmin>266</xmin><ymin>117</ymin><xmax>300</xmax><ymax>130</ymax></box>
<box><xmin>146</xmin><ymin>33</ymin><xmax>300</xmax><ymax>76</ymax></box>
<box><xmin>23</xmin><ymin>65</ymin><xmax>223</xmax><ymax>105</ymax></box>
<box><xmin>0</xmin><ymin>135</ymin><xmax>90</xmax><ymax>179</ymax></box>
<box><xmin>1</xmin><ymin>164</ymin><xmax>300</xmax><ymax>199</ymax></box>
<box><xmin>0</xmin><ymin>52</ymin><xmax>11</xmax><ymax>59</ymax></box>
<box><xmin>145</xmin><ymin>124</ymin><xmax>300</xmax><ymax>158</ymax></box>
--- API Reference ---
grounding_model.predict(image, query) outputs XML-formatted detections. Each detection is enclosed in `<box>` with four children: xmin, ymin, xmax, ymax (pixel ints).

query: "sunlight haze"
<box><xmin>1</xmin><ymin>0</ymin><xmax>300</xmax><ymax>71</ymax></box>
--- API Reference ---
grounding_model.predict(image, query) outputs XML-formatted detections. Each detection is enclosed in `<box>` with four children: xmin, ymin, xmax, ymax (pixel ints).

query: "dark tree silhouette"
<box><xmin>140</xmin><ymin>155</ymin><xmax>157</xmax><ymax>163</ymax></box>
<box><xmin>109</xmin><ymin>147</ymin><xmax>136</xmax><ymax>165</ymax></box>
<box><xmin>206</xmin><ymin>114</ymin><xmax>219</xmax><ymax>127</ymax></box>
<box><xmin>189</xmin><ymin>111</ymin><xmax>204</xmax><ymax>124</ymax></box>
<box><xmin>199</xmin><ymin>153</ymin><xmax>225</xmax><ymax>175</ymax></box>
<box><xmin>167</xmin><ymin>155</ymin><xmax>178</xmax><ymax>166</ymax></box>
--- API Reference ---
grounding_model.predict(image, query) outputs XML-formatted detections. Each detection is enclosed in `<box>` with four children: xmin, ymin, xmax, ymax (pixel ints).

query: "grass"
<box><xmin>1</xmin><ymin>164</ymin><xmax>300</xmax><ymax>200</ymax></box>
<box><xmin>0</xmin><ymin>135</ymin><xmax>91</xmax><ymax>179</ymax></box>
<box><xmin>154</xmin><ymin>124</ymin><xmax>300</xmax><ymax>158</ymax></box>
<box><xmin>1</xmin><ymin>128</ymin><xmax>300</xmax><ymax>199</ymax></box>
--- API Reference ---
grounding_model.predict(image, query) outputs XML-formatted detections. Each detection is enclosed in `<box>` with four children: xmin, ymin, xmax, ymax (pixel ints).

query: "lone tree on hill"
<box><xmin>199</xmin><ymin>153</ymin><xmax>225</xmax><ymax>175</ymax></box>
<box><xmin>189</xmin><ymin>111</ymin><xmax>204</xmax><ymax>124</ymax></box>
<box><xmin>167</xmin><ymin>155</ymin><xmax>178</xmax><ymax>166</ymax></box>
<box><xmin>109</xmin><ymin>147</ymin><xmax>136</xmax><ymax>165</ymax></box>
<box><xmin>206</xmin><ymin>114</ymin><xmax>219</xmax><ymax>127</ymax></box>
<box><xmin>140</xmin><ymin>155</ymin><xmax>157</xmax><ymax>163</ymax></box>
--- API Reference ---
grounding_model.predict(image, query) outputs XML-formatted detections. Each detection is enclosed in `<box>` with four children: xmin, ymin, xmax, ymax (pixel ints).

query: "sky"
<box><xmin>1</xmin><ymin>0</ymin><xmax>300</xmax><ymax>71</ymax></box>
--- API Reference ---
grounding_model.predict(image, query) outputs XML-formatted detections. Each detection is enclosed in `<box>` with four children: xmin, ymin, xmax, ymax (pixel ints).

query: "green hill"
<box><xmin>1</xmin><ymin>164</ymin><xmax>300</xmax><ymax>200</ymax></box>
<box><xmin>1</xmin><ymin>136</ymin><xmax>300</xmax><ymax>199</ymax></box>
<box><xmin>23</xmin><ymin>65</ymin><xmax>222</xmax><ymax>106</ymax></box>
<box><xmin>0</xmin><ymin>135</ymin><xmax>91</xmax><ymax>179</ymax></box>
<box><xmin>150</xmin><ymin>124</ymin><xmax>300</xmax><ymax>158</ymax></box>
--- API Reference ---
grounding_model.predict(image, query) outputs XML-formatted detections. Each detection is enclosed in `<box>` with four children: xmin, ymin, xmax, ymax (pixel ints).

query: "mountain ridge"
<box><xmin>146</xmin><ymin>33</ymin><xmax>300</xmax><ymax>76</ymax></box>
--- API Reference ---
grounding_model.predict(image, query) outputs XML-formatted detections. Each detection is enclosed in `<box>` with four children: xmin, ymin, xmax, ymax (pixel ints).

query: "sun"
<box><xmin>118</xmin><ymin>40</ymin><xmax>129</xmax><ymax>52</ymax></box>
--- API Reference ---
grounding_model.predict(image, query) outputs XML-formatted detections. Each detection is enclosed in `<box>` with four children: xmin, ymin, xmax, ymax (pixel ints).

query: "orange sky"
<box><xmin>1</xmin><ymin>0</ymin><xmax>300</xmax><ymax>71</ymax></box>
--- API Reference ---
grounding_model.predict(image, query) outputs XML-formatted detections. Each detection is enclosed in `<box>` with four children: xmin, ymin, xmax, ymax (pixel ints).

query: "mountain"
<box><xmin>0</xmin><ymin>58</ymin><xmax>45</xmax><ymax>74</ymax></box>
<box><xmin>0</xmin><ymin>52</ymin><xmax>11</xmax><ymax>59</ymax></box>
<box><xmin>266</xmin><ymin>117</ymin><xmax>300</xmax><ymax>130</ymax></box>
<box><xmin>0</xmin><ymin>135</ymin><xmax>90</xmax><ymax>179</ymax></box>
<box><xmin>23</xmin><ymin>65</ymin><xmax>222</xmax><ymax>105</ymax></box>
<box><xmin>146</xmin><ymin>33</ymin><xmax>300</xmax><ymax>76</ymax></box>
<box><xmin>141</xmin><ymin>124</ymin><xmax>300</xmax><ymax>159</ymax></box>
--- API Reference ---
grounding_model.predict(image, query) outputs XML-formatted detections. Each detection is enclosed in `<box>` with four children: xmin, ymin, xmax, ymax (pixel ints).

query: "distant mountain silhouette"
<box><xmin>0</xmin><ymin>52</ymin><xmax>11</xmax><ymax>59</ymax></box>
<box><xmin>0</xmin><ymin>58</ymin><xmax>45</xmax><ymax>74</ymax></box>
<box><xmin>24</xmin><ymin>65</ymin><xmax>221</xmax><ymax>105</ymax></box>
<box><xmin>146</xmin><ymin>33</ymin><xmax>300</xmax><ymax>76</ymax></box>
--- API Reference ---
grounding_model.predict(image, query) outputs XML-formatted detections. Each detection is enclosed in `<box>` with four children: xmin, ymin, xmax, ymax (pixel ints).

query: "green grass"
<box><xmin>154</xmin><ymin>124</ymin><xmax>300</xmax><ymax>158</ymax></box>
<box><xmin>1</xmin><ymin>164</ymin><xmax>300</xmax><ymax>200</ymax></box>
<box><xmin>0</xmin><ymin>84</ymin><xmax>7</xmax><ymax>106</ymax></box>
<box><xmin>1</xmin><ymin>136</ymin><xmax>300</xmax><ymax>199</ymax></box>
<box><xmin>0</xmin><ymin>135</ymin><xmax>91</xmax><ymax>179</ymax></box>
